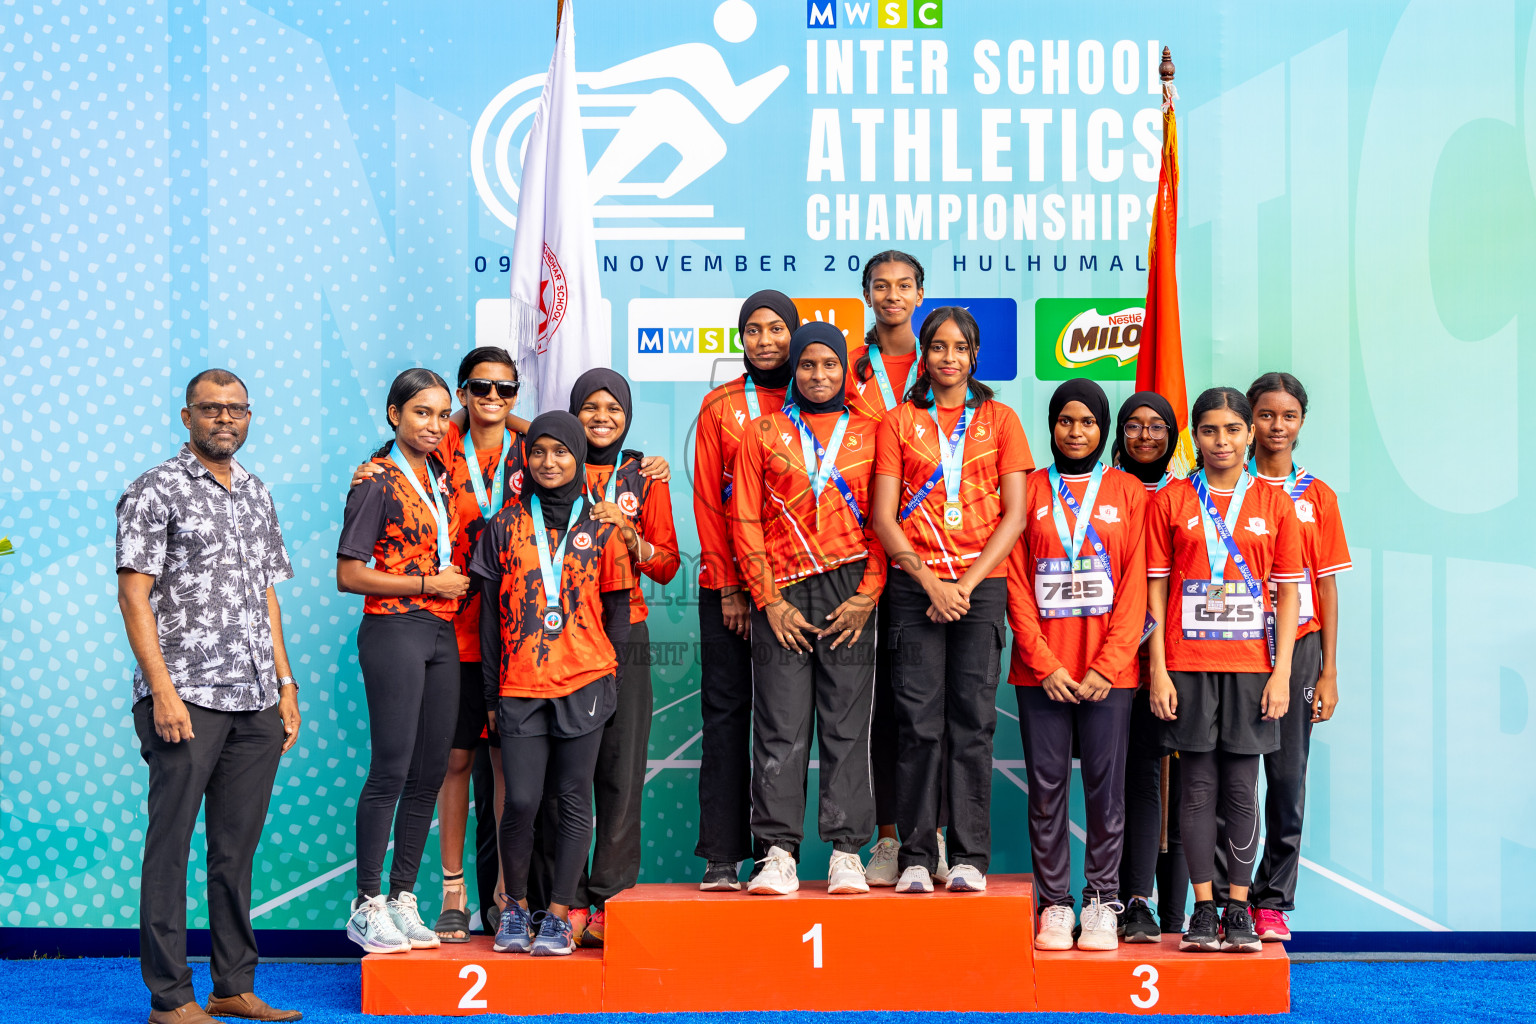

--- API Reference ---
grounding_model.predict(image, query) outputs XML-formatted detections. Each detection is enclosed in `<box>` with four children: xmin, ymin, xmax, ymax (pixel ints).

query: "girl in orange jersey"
<box><xmin>691</xmin><ymin>290</ymin><xmax>798</xmax><ymax>892</ymax></box>
<box><xmin>1238</xmin><ymin>372</ymin><xmax>1351</xmax><ymax>943</ymax></box>
<box><xmin>870</xmin><ymin>306</ymin><xmax>1033</xmax><ymax>894</ymax></box>
<box><xmin>731</xmin><ymin>321</ymin><xmax>886</xmax><ymax>896</ymax></box>
<box><xmin>1146</xmin><ymin>387</ymin><xmax>1303</xmax><ymax>954</ymax></box>
<box><xmin>1006</xmin><ymin>379</ymin><xmax>1148</xmax><ymax>951</ymax></box>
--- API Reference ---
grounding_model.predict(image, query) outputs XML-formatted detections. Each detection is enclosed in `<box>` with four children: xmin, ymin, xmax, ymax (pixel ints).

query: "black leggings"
<box><xmin>499</xmin><ymin>725</ymin><xmax>604</xmax><ymax>908</ymax></box>
<box><xmin>355</xmin><ymin>611</ymin><xmax>460</xmax><ymax>897</ymax></box>
<box><xmin>1179</xmin><ymin>749</ymin><xmax>1261</xmax><ymax>890</ymax></box>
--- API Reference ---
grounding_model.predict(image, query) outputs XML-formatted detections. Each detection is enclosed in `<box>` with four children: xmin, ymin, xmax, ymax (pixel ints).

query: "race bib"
<box><xmin>1266</xmin><ymin>569</ymin><xmax>1314</xmax><ymax>626</ymax></box>
<box><xmin>1180</xmin><ymin>579</ymin><xmax>1265</xmax><ymax>640</ymax></box>
<box><xmin>1034</xmin><ymin>557</ymin><xmax>1114</xmax><ymax>619</ymax></box>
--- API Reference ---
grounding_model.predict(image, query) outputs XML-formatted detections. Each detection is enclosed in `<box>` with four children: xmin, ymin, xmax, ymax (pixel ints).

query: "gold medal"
<box><xmin>943</xmin><ymin>500</ymin><xmax>963</xmax><ymax>531</ymax></box>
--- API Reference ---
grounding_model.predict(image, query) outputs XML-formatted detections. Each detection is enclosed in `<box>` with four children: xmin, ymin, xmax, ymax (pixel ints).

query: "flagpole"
<box><xmin>556</xmin><ymin>0</ymin><xmax>564</xmax><ymax>35</ymax></box>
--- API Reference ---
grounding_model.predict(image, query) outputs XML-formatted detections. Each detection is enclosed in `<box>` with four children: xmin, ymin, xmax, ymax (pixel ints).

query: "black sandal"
<box><xmin>434</xmin><ymin>871</ymin><xmax>472</xmax><ymax>943</ymax></box>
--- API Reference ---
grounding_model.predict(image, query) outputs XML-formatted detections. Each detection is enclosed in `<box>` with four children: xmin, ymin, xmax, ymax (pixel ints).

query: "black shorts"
<box><xmin>1163</xmin><ymin>671</ymin><xmax>1280</xmax><ymax>756</ymax></box>
<box><xmin>452</xmin><ymin>660</ymin><xmax>499</xmax><ymax>749</ymax></box>
<box><xmin>497</xmin><ymin>673</ymin><xmax>618</xmax><ymax>741</ymax></box>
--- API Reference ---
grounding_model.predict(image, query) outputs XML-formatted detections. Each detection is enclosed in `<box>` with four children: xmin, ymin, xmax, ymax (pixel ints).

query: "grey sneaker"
<box><xmin>387</xmin><ymin>891</ymin><xmax>441</xmax><ymax>949</ymax></box>
<box><xmin>346</xmin><ymin>894</ymin><xmax>411</xmax><ymax>954</ymax></box>
<box><xmin>865</xmin><ymin>837</ymin><xmax>900</xmax><ymax>886</ymax></box>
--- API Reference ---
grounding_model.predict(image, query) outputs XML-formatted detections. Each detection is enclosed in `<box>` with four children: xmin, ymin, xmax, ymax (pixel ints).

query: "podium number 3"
<box><xmin>802</xmin><ymin>922</ymin><xmax>823</xmax><ymax>968</ymax></box>
<box><xmin>1130</xmin><ymin>964</ymin><xmax>1159</xmax><ymax>1008</ymax></box>
<box><xmin>458</xmin><ymin>964</ymin><xmax>488</xmax><ymax>1009</ymax></box>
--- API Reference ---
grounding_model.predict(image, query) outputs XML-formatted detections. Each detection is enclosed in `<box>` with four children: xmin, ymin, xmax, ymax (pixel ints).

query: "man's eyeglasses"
<box><xmin>463</xmin><ymin>379</ymin><xmax>520</xmax><ymax>399</ymax></box>
<box><xmin>189</xmin><ymin>402</ymin><xmax>252</xmax><ymax>420</ymax></box>
<box><xmin>1123</xmin><ymin>421</ymin><xmax>1169</xmax><ymax>439</ymax></box>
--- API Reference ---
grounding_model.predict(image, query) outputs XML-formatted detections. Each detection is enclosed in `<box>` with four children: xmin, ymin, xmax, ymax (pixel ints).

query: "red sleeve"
<box><xmin>730</xmin><ymin>428</ymin><xmax>777</xmax><ymax>609</ymax></box>
<box><xmin>875</xmin><ymin>412</ymin><xmax>903</xmax><ymax>478</ymax></box>
<box><xmin>1088</xmin><ymin>480</ymin><xmax>1149</xmax><ymax>682</ymax></box>
<box><xmin>1146</xmin><ymin>486</ymin><xmax>1175</xmax><ymax>578</ymax></box>
<box><xmin>1269</xmin><ymin>495</ymin><xmax>1305</xmax><ymax>581</ymax></box>
<box><xmin>1005</xmin><ymin>531</ymin><xmax>1063</xmax><ymax>682</ymax></box>
<box><xmin>1314</xmin><ymin>484</ymin><xmax>1352</xmax><ymax>578</ymax></box>
<box><xmin>438</xmin><ymin>419</ymin><xmax>463</xmax><ymax>460</ymax></box>
<box><xmin>995</xmin><ymin>406</ymin><xmax>1035</xmax><ymax>475</ymax></box>
<box><xmin>692</xmin><ymin>396</ymin><xmax>740</xmax><ymax>589</ymax></box>
<box><xmin>600</xmin><ymin>526</ymin><xmax>637</xmax><ymax>593</ymax></box>
<box><xmin>636</xmin><ymin>476</ymin><xmax>680</xmax><ymax>585</ymax></box>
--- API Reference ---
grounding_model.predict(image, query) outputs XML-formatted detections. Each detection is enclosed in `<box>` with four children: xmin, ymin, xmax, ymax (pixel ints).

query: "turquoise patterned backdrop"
<box><xmin>2</xmin><ymin>0</ymin><xmax>1533</xmax><ymax>936</ymax></box>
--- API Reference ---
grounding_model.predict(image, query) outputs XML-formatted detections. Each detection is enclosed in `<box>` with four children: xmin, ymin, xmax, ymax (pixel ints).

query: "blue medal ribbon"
<box><xmin>462</xmin><ymin>429</ymin><xmax>510</xmax><ymax>520</ymax></box>
<box><xmin>529</xmin><ymin>494</ymin><xmax>585</xmax><ymax>635</ymax></box>
<box><xmin>866</xmin><ymin>345</ymin><xmax>915</xmax><ymax>411</ymax></box>
<box><xmin>1191</xmin><ymin>470</ymin><xmax>1275</xmax><ymax>663</ymax></box>
<box><xmin>898</xmin><ymin>403</ymin><xmax>968</xmax><ymax>523</ymax></box>
<box><xmin>1247</xmin><ymin>457</ymin><xmax>1313</xmax><ymax>501</ymax></box>
<box><xmin>1047</xmin><ymin>464</ymin><xmax>1108</xmax><ymax>582</ymax></box>
<box><xmin>723</xmin><ymin>378</ymin><xmax>767</xmax><ymax>505</ymax></box>
<box><xmin>785</xmin><ymin>406</ymin><xmax>864</xmax><ymax>527</ymax></box>
<box><xmin>389</xmin><ymin>447</ymin><xmax>453</xmax><ymax>570</ymax></box>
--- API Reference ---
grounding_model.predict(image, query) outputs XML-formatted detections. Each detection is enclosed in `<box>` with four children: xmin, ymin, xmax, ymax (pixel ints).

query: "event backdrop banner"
<box><xmin>2</xmin><ymin>0</ymin><xmax>1533</xmax><ymax>937</ymax></box>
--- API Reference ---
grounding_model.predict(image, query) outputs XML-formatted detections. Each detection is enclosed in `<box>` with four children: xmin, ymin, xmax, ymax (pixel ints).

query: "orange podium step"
<box><xmin>360</xmin><ymin>936</ymin><xmax>603</xmax><ymax>1016</ymax></box>
<box><xmin>1034</xmin><ymin>934</ymin><xmax>1290</xmax><ymax>1015</ymax></box>
<box><xmin>602</xmin><ymin>875</ymin><xmax>1037</xmax><ymax>1013</ymax></box>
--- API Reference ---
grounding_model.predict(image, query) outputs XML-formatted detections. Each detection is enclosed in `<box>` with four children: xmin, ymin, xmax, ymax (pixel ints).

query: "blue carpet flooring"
<box><xmin>2</xmin><ymin>959</ymin><xmax>1532</xmax><ymax>1024</ymax></box>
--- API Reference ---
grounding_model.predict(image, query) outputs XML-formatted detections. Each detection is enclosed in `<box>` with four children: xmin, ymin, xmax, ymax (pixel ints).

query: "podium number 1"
<box><xmin>802</xmin><ymin>922</ymin><xmax>823</xmax><ymax>968</ymax></box>
<box><xmin>1130</xmin><ymin>964</ymin><xmax>1159</xmax><ymax>1008</ymax></box>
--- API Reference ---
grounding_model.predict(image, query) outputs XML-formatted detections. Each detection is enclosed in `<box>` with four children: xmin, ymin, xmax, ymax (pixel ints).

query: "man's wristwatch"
<box><xmin>278</xmin><ymin>675</ymin><xmax>298</xmax><ymax>692</ymax></box>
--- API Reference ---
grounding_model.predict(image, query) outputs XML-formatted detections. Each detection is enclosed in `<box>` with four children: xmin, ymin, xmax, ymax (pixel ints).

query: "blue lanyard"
<box><xmin>898</xmin><ymin>404</ymin><xmax>969</xmax><ymax>522</ymax></box>
<box><xmin>1192</xmin><ymin>470</ymin><xmax>1254</xmax><ymax>587</ymax></box>
<box><xmin>1047</xmin><ymin>464</ymin><xmax>1109</xmax><ymax>579</ymax></box>
<box><xmin>867</xmin><ymin>345</ymin><xmax>915</xmax><ymax>411</ymax></box>
<box><xmin>1155</xmin><ymin>472</ymin><xmax>1172</xmax><ymax>492</ymax></box>
<box><xmin>1248</xmin><ymin>457</ymin><xmax>1313</xmax><ymax>502</ymax></box>
<box><xmin>744</xmin><ymin>378</ymin><xmax>761</xmax><ymax>420</ymax></box>
<box><xmin>589</xmin><ymin>463</ymin><xmax>619</xmax><ymax>505</ymax></box>
<box><xmin>724</xmin><ymin>380</ymin><xmax>766</xmax><ymax>506</ymax></box>
<box><xmin>785</xmin><ymin>406</ymin><xmax>865</xmax><ymax>527</ymax></box>
<box><xmin>529</xmin><ymin>494</ymin><xmax>584</xmax><ymax>633</ymax></box>
<box><xmin>389</xmin><ymin>447</ymin><xmax>453</xmax><ymax>569</ymax></box>
<box><xmin>463</xmin><ymin>430</ymin><xmax>510</xmax><ymax>520</ymax></box>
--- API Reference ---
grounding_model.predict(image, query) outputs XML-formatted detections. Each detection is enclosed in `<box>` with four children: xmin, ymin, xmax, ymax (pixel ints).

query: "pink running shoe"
<box><xmin>1253</xmin><ymin>908</ymin><xmax>1291</xmax><ymax>942</ymax></box>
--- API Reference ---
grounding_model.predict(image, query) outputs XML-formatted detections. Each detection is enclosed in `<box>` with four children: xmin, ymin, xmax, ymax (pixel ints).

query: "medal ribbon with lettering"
<box><xmin>1047</xmin><ymin>464</ymin><xmax>1107</xmax><ymax>585</ymax></box>
<box><xmin>463</xmin><ymin>430</ymin><xmax>510</xmax><ymax>520</ymax></box>
<box><xmin>867</xmin><ymin>345</ymin><xmax>916</xmax><ymax>411</ymax></box>
<box><xmin>723</xmin><ymin>378</ymin><xmax>766</xmax><ymax>505</ymax></box>
<box><xmin>389</xmin><ymin>446</ymin><xmax>453</xmax><ymax>569</ymax></box>
<box><xmin>1192</xmin><ymin>470</ymin><xmax>1276</xmax><ymax>662</ymax></box>
<box><xmin>785</xmin><ymin>405</ymin><xmax>863</xmax><ymax>529</ymax></box>
<box><xmin>1247</xmin><ymin>457</ymin><xmax>1314</xmax><ymax>501</ymax></box>
<box><xmin>897</xmin><ymin>405</ymin><xmax>969</xmax><ymax>524</ymax></box>
<box><xmin>529</xmin><ymin>494</ymin><xmax>585</xmax><ymax>636</ymax></box>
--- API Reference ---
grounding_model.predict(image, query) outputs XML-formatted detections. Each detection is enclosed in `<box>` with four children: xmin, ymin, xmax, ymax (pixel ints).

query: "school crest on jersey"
<box><xmin>1245</xmin><ymin>517</ymin><xmax>1270</xmax><ymax>536</ymax></box>
<box><xmin>572</xmin><ymin>530</ymin><xmax>594</xmax><ymax>550</ymax></box>
<box><xmin>618</xmin><ymin>491</ymin><xmax>640</xmax><ymax>517</ymax></box>
<box><xmin>1095</xmin><ymin>504</ymin><xmax>1120</xmax><ymax>524</ymax></box>
<box><xmin>844</xmin><ymin>433</ymin><xmax>861</xmax><ymax>450</ymax></box>
<box><xmin>970</xmin><ymin>421</ymin><xmax>989</xmax><ymax>441</ymax></box>
<box><xmin>510</xmin><ymin>470</ymin><xmax>525</xmax><ymax>495</ymax></box>
<box><xmin>1295</xmin><ymin>498</ymin><xmax>1315</xmax><ymax>524</ymax></box>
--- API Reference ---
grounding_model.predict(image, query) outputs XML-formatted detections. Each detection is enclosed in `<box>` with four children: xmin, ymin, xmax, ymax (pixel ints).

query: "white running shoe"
<box><xmin>946</xmin><ymin>864</ymin><xmax>987</xmax><ymax>892</ymax></box>
<box><xmin>934</xmin><ymin>829</ymin><xmax>951</xmax><ymax>884</ymax></box>
<box><xmin>826</xmin><ymin>851</ymin><xmax>870</xmax><ymax>894</ymax></box>
<box><xmin>1077</xmin><ymin>897</ymin><xmax>1121</xmax><ymax>951</ymax></box>
<box><xmin>865</xmin><ymin>837</ymin><xmax>900</xmax><ymax>887</ymax></box>
<box><xmin>387</xmin><ymin>891</ymin><xmax>441</xmax><ymax>949</ymax></box>
<box><xmin>347</xmin><ymin>894</ymin><xmax>411</xmax><ymax>954</ymax></box>
<box><xmin>1035</xmin><ymin>904</ymin><xmax>1076</xmax><ymax>951</ymax></box>
<box><xmin>895</xmin><ymin>864</ymin><xmax>934</xmax><ymax>894</ymax></box>
<box><xmin>748</xmin><ymin>845</ymin><xmax>799</xmax><ymax>895</ymax></box>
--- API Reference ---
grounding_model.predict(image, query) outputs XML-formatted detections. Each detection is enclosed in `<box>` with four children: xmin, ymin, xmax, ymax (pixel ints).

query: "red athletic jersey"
<box><xmin>337</xmin><ymin>452</ymin><xmax>462</xmax><ymax>621</ymax></box>
<box><xmin>469</xmin><ymin>500</ymin><xmax>635</xmax><ymax>700</ymax></box>
<box><xmin>845</xmin><ymin>343</ymin><xmax>919</xmax><ymax>422</ymax></box>
<box><xmin>586</xmin><ymin>459</ymin><xmax>680</xmax><ymax>624</ymax></box>
<box><xmin>874</xmin><ymin>399</ymin><xmax>1034</xmax><ymax>580</ymax></box>
<box><xmin>1251</xmin><ymin>470</ymin><xmax>1352</xmax><ymax>640</ymax></box>
<box><xmin>1130</xmin><ymin>472</ymin><xmax>1179</xmax><ymax>686</ymax></box>
<box><xmin>1146</xmin><ymin>477</ymin><xmax>1305</xmax><ymax>673</ymax></box>
<box><xmin>731</xmin><ymin>408</ymin><xmax>886</xmax><ymax>608</ymax></box>
<box><xmin>693</xmin><ymin>375</ymin><xmax>787</xmax><ymax>591</ymax></box>
<box><xmin>1006</xmin><ymin>468</ymin><xmax>1148</xmax><ymax>688</ymax></box>
<box><xmin>442</xmin><ymin>421</ymin><xmax>526</xmax><ymax>660</ymax></box>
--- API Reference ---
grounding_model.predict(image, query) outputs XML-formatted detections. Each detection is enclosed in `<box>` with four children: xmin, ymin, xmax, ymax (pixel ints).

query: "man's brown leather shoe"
<box><xmin>205</xmin><ymin>993</ymin><xmax>303</xmax><ymax>1022</ymax></box>
<box><xmin>148</xmin><ymin>1003</ymin><xmax>220</xmax><ymax>1024</ymax></box>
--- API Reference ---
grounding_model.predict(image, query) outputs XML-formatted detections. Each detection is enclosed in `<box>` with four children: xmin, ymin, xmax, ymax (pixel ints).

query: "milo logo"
<box><xmin>1033</xmin><ymin>298</ymin><xmax>1145</xmax><ymax>381</ymax></box>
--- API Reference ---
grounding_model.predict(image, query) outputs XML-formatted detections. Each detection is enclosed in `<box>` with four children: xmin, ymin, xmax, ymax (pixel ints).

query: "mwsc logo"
<box><xmin>808</xmin><ymin>1</ymin><xmax>944</xmax><ymax>28</ymax></box>
<box><xmin>629</xmin><ymin>297</ymin><xmax>865</xmax><ymax>382</ymax></box>
<box><xmin>1033</xmin><ymin>298</ymin><xmax>1143</xmax><ymax>381</ymax></box>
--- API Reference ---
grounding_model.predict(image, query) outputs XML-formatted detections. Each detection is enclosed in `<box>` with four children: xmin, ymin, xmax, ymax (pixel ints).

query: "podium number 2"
<box><xmin>1130</xmin><ymin>964</ymin><xmax>1159</xmax><ymax>1008</ymax></box>
<box><xmin>802</xmin><ymin>922</ymin><xmax>823</xmax><ymax>968</ymax></box>
<box><xmin>458</xmin><ymin>964</ymin><xmax>488</xmax><ymax>1009</ymax></box>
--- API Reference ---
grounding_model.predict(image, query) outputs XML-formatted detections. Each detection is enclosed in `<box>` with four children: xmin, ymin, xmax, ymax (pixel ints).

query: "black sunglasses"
<box><xmin>462</xmin><ymin>378</ymin><xmax>520</xmax><ymax>399</ymax></box>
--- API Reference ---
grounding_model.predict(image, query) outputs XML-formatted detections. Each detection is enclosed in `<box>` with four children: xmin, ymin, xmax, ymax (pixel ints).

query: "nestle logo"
<box><xmin>807</xmin><ymin>1</ymin><xmax>943</xmax><ymax>29</ymax></box>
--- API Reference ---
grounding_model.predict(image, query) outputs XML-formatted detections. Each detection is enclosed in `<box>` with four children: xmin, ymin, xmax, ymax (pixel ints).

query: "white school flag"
<box><xmin>509</xmin><ymin>0</ymin><xmax>605</xmax><ymax>414</ymax></box>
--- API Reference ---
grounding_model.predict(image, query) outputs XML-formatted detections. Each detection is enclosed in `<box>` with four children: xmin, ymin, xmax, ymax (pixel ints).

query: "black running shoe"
<box><xmin>1220</xmin><ymin>902</ymin><xmax>1262</xmax><ymax>953</ymax></box>
<box><xmin>1179</xmin><ymin>900</ymin><xmax>1222</xmax><ymax>952</ymax></box>
<box><xmin>699</xmin><ymin>860</ymin><xmax>742</xmax><ymax>892</ymax></box>
<box><xmin>1121</xmin><ymin>897</ymin><xmax>1160</xmax><ymax>943</ymax></box>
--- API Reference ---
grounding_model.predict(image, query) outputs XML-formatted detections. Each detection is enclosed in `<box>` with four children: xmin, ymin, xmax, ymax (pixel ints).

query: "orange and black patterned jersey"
<box><xmin>586</xmin><ymin>458</ymin><xmax>680</xmax><ymax>624</ymax></box>
<box><xmin>442</xmin><ymin>421</ymin><xmax>526</xmax><ymax>661</ymax></box>
<box><xmin>1146</xmin><ymin>476</ymin><xmax>1305</xmax><ymax>673</ymax></box>
<box><xmin>874</xmin><ymin>399</ymin><xmax>1034</xmax><ymax>580</ymax></box>
<box><xmin>693</xmin><ymin>375</ymin><xmax>787</xmax><ymax>591</ymax></box>
<box><xmin>469</xmin><ymin>498</ymin><xmax>636</xmax><ymax>700</ymax></box>
<box><xmin>338</xmin><ymin>451</ymin><xmax>462</xmax><ymax>620</ymax></box>
<box><xmin>844</xmin><ymin>343</ymin><xmax>919</xmax><ymax>422</ymax></box>
<box><xmin>1251</xmin><ymin>470</ymin><xmax>1352</xmax><ymax>641</ymax></box>
<box><xmin>731</xmin><ymin>408</ymin><xmax>886</xmax><ymax>608</ymax></box>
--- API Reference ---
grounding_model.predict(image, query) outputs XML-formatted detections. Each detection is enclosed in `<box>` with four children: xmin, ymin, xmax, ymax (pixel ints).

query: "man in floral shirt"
<box><xmin>116</xmin><ymin>369</ymin><xmax>303</xmax><ymax>1024</ymax></box>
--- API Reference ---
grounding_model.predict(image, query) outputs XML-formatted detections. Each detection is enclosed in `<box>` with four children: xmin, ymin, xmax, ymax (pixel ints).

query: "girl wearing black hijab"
<box><xmin>730</xmin><ymin>321</ymin><xmax>886</xmax><ymax>896</ymax></box>
<box><xmin>470</xmin><ymin>411</ymin><xmax>634</xmax><ymax>957</ymax></box>
<box><xmin>1004</xmin><ymin>379</ymin><xmax>1149</xmax><ymax>951</ymax></box>
<box><xmin>1111</xmin><ymin>390</ymin><xmax>1191</xmax><ymax>942</ymax></box>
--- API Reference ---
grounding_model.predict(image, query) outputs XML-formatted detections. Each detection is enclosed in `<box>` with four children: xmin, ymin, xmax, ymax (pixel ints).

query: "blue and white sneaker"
<box><xmin>492</xmin><ymin>901</ymin><xmax>535</xmax><ymax>954</ymax></box>
<box><xmin>347</xmin><ymin>894</ymin><xmax>411</xmax><ymax>954</ymax></box>
<box><xmin>529</xmin><ymin>910</ymin><xmax>576</xmax><ymax>957</ymax></box>
<box><xmin>387</xmin><ymin>891</ymin><xmax>440</xmax><ymax>949</ymax></box>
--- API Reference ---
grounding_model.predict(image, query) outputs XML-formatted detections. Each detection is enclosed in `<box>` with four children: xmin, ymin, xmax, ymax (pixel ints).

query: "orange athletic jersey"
<box><xmin>442</xmin><ymin>421</ymin><xmax>526</xmax><ymax>660</ymax></box>
<box><xmin>1130</xmin><ymin>473</ymin><xmax>1179</xmax><ymax>687</ymax></box>
<box><xmin>693</xmin><ymin>375</ymin><xmax>786</xmax><ymax>590</ymax></box>
<box><xmin>873</xmin><ymin>399</ymin><xmax>1034</xmax><ymax>580</ymax></box>
<box><xmin>470</xmin><ymin>500</ymin><xmax>635</xmax><ymax>700</ymax></box>
<box><xmin>586</xmin><ymin>459</ymin><xmax>680</xmax><ymax>624</ymax></box>
<box><xmin>1146</xmin><ymin>477</ymin><xmax>1305</xmax><ymax>673</ymax></box>
<box><xmin>1006</xmin><ymin>468</ymin><xmax>1148</xmax><ymax>688</ymax></box>
<box><xmin>845</xmin><ymin>343</ymin><xmax>919</xmax><ymax>422</ymax></box>
<box><xmin>337</xmin><ymin>453</ymin><xmax>462</xmax><ymax>621</ymax></box>
<box><xmin>1252</xmin><ymin>470</ymin><xmax>1352</xmax><ymax>641</ymax></box>
<box><xmin>731</xmin><ymin>408</ymin><xmax>887</xmax><ymax>608</ymax></box>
